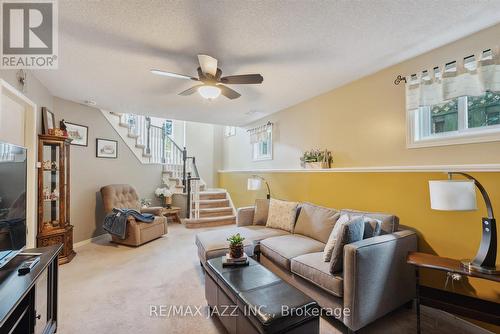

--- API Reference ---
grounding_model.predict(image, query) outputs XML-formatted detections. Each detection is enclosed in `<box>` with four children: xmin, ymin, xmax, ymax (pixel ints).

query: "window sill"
<box><xmin>408</xmin><ymin>130</ymin><xmax>500</xmax><ymax>148</ymax></box>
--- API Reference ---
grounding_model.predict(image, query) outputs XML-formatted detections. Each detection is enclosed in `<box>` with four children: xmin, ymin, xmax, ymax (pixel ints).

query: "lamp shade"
<box><xmin>429</xmin><ymin>180</ymin><xmax>477</xmax><ymax>211</ymax></box>
<box><xmin>247</xmin><ymin>177</ymin><xmax>262</xmax><ymax>191</ymax></box>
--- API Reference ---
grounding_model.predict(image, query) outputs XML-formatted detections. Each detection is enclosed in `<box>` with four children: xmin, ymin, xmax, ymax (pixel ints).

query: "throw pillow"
<box><xmin>253</xmin><ymin>198</ymin><xmax>270</xmax><ymax>225</ymax></box>
<box><xmin>294</xmin><ymin>203</ymin><xmax>339</xmax><ymax>243</ymax></box>
<box><xmin>363</xmin><ymin>217</ymin><xmax>382</xmax><ymax>239</ymax></box>
<box><xmin>323</xmin><ymin>214</ymin><xmax>357</xmax><ymax>262</ymax></box>
<box><xmin>265</xmin><ymin>198</ymin><xmax>299</xmax><ymax>232</ymax></box>
<box><xmin>329</xmin><ymin>217</ymin><xmax>365</xmax><ymax>274</ymax></box>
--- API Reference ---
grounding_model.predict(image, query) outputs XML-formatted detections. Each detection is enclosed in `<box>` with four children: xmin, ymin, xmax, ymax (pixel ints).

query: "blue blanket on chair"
<box><xmin>103</xmin><ymin>208</ymin><xmax>155</xmax><ymax>240</ymax></box>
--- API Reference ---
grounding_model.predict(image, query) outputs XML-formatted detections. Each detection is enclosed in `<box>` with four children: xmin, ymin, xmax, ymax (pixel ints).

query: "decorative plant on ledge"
<box><xmin>227</xmin><ymin>233</ymin><xmax>245</xmax><ymax>258</ymax></box>
<box><xmin>300</xmin><ymin>149</ymin><xmax>333</xmax><ymax>169</ymax></box>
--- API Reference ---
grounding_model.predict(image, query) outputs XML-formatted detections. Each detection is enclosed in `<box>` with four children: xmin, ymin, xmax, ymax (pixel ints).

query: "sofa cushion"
<box><xmin>291</xmin><ymin>252</ymin><xmax>344</xmax><ymax>297</ymax></box>
<box><xmin>293</xmin><ymin>203</ymin><xmax>339</xmax><ymax>243</ymax></box>
<box><xmin>253</xmin><ymin>198</ymin><xmax>270</xmax><ymax>226</ymax></box>
<box><xmin>363</xmin><ymin>217</ymin><xmax>382</xmax><ymax>239</ymax></box>
<box><xmin>260</xmin><ymin>234</ymin><xmax>325</xmax><ymax>270</ymax></box>
<box><xmin>196</xmin><ymin>225</ymin><xmax>289</xmax><ymax>262</ymax></box>
<box><xmin>323</xmin><ymin>214</ymin><xmax>360</xmax><ymax>261</ymax></box>
<box><xmin>340</xmin><ymin>209</ymin><xmax>399</xmax><ymax>234</ymax></box>
<box><xmin>266</xmin><ymin>199</ymin><xmax>299</xmax><ymax>232</ymax></box>
<box><xmin>329</xmin><ymin>216</ymin><xmax>365</xmax><ymax>274</ymax></box>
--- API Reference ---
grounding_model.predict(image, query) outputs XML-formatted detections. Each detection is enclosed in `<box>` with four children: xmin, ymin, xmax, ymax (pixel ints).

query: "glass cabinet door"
<box><xmin>40</xmin><ymin>141</ymin><xmax>64</xmax><ymax>229</ymax></box>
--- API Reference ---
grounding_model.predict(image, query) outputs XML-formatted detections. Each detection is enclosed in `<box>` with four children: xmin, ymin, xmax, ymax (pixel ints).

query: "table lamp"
<box><xmin>429</xmin><ymin>172</ymin><xmax>499</xmax><ymax>274</ymax></box>
<box><xmin>247</xmin><ymin>175</ymin><xmax>271</xmax><ymax>199</ymax></box>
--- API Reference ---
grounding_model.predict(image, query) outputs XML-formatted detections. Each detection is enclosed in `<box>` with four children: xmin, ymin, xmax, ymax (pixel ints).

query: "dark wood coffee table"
<box><xmin>205</xmin><ymin>256</ymin><xmax>319</xmax><ymax>334</ymax></box>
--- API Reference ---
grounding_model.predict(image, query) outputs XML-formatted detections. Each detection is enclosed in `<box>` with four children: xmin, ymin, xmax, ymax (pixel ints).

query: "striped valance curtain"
<box><xmin>247</xmin><ymin>122</ymin><xmax>273</xmax><ymax>144</ymax></box>
<box><xmin>406</xmin><ymin>48</ymin><xmax>500</xmax><ymax>110</ymax></box>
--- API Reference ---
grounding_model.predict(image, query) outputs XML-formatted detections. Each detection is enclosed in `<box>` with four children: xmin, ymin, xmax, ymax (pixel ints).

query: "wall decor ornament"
<box><xmin>42</xmin><ymin>107</ymin><xmax>55</xmax><ymax>134</ymax></box>
<box><xmin>96</xmin><ymin>138</ymin><xmax>118</xmax><ymax>158</ymax></box>
<box><xmin>64</xmin><ymin>121</ymin><xmax>89</xmax><ymax>146</ymax></box>
<box><xmin>300</xmin><ymin>149</ymin><xmax>333</xmax><ymax>169</ymax></box>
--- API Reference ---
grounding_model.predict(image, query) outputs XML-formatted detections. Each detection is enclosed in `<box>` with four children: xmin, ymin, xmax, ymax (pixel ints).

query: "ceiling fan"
<box><xmin>150</xmin><ymin>55</ymin><xmax>263</xmax><ymax>100</ymax></box>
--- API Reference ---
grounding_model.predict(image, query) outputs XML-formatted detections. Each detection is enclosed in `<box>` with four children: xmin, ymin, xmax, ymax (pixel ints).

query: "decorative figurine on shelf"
<box><xmin>42</xmin><ymin>160</ymin><xmax>52</xmax><ymax>170</ymax></box>
<box><xmin>140</xmin><ymin>198</ymin><xmax>152</xmax><ymax>209</ymax></box>
<box><xmin>50</xmin><ymin>189</ymin><xmax>59</xmax><ymax>201</ymax></box>
<box><xmin>155</xmin><ymin>187</ymin><xmax>173</xmax><ymax>208</ymax></box>
<box><xmin>43</xmin><ymin>187</ymin><xmax>51</xmax><ymax>200</ymax></box>
<box><xmin>60</xmin><ymin>119</ymin><xmax>69</xmax><ymax>137</ymax></box>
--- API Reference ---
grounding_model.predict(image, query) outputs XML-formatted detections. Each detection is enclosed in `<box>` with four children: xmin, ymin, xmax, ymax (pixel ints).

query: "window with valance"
<box><xmin>406</xmin><ymin>48</ymin><xmax>500</xmax><ymax>147</ymax></box>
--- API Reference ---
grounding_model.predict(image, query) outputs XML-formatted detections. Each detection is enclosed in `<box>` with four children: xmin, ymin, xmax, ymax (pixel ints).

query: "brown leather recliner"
<box><xmin>100</xmin><ymin>184</ymin><xmax>167</xmax><ymax>246</ymax></box>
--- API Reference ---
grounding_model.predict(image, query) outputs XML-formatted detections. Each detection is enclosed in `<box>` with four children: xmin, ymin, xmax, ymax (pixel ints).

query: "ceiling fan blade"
<box><xmin>178</xmin><ymin>85</ymin><xmax>203</xmax><ymax>96</ymax></box>
<box><xmin>218</xmin><ymin>85</ymin><xmax>241</xmax><ymax>100</ymax></box>
<box><xmin>220</xmin><ymin>74</ymin><xmax>263</xmax><ymax>84</ymax></box>
<box><xmin>197</xmin><ymin>54</ymin><xmax>218</xmax><ymax>77</ymax></box>
<box><xmin>151</xmin><ymin>69</ymin><xmax>198</xmax><ymax>81</ymax></box>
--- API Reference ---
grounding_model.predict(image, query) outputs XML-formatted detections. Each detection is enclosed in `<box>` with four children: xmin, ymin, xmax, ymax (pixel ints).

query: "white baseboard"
<box><xmin>74</xmin><ymin>234</ymin><xmax>108</xmax><ymax>249</ymax></box>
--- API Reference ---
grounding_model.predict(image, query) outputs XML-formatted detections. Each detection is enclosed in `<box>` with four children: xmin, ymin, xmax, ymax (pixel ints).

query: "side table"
<box><xmin>407</xmin><ymin>252</ymin><xmax>500</xmax><ymax>333</ymax></box>
<box><xmin>162</xmin><ymin>206</ymin><xmax>182</xmax><ymax>224</ymax></box>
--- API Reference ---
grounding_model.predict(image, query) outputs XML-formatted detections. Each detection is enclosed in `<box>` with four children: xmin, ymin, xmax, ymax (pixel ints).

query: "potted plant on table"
<box><xmin>155</xmin><ymin>187</ymin><xmax>173</xmax><ymax>208</ymax></box>
<box><xmin>227</xmin><ymin>233</ymin><xmax>245</xmax><ymax>259</ymax></box>
<box><xmin>300</xmin><ymin>149</ymin><xmax>333</xmax><ymax>169</ymax></box>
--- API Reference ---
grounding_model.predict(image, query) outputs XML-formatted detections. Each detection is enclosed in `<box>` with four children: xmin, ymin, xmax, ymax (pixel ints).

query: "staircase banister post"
<box><xmin>186</xmin><ymin>172</ymin><xmax>192</xmax><ymax>219</ymax></box>
<box><xmin>182</xmin><ymin>147</ymin><xmax>187</xmax><ymax>192</ymax></box>
<box><xmin>145</xmin><ymin>116</ymin><xmax>151</xmax><ymax>154</ymax></box>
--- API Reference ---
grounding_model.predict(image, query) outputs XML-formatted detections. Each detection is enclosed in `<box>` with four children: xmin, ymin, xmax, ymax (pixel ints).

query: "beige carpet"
<box><xmin>58</xmin><ymin>224</ymin><xmax>490</xmax><ymax>334</ymax></box>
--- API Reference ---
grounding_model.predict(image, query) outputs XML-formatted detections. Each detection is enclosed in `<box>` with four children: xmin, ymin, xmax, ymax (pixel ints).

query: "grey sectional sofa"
<box><xmin>195</xmin><ymin>203</ymin><xmax>417</xmax><ymax>332</ymax></box>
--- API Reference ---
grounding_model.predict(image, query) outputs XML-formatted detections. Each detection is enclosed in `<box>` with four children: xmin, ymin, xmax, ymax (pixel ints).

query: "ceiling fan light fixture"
<box><xmin>198</xmin><ymin>85</ymin><xmax>221</xmax><ymax>100</ymax></box>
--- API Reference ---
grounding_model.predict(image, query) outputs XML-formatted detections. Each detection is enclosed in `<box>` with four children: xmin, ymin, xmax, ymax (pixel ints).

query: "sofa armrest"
<box><xmin>236</xmin><ymin>206</ymin><xmax>255</xmax><ymax>226</ymax></box>
<box><xmin>343</xmin><ymin>230</ymin><xmax>417</xmax><ymax>331</ymax></box>
<box><xmin>140</xmin><ymin>206</ymin><xmax>165</xmax><ymax>216</ymax></box>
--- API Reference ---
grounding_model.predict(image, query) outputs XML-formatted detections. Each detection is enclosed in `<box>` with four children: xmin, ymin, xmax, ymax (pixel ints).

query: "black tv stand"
<box><xmin>0</xmin><ymin>245</ymin><xmax>62</xmax><ymax>334</ymax></box>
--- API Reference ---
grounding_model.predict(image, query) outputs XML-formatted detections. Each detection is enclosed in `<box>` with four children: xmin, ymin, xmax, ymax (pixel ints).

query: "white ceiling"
<box><xmin>34</xmin><ymin>0</ymin><xmax>500</xmax><ymax>126</ymax></box>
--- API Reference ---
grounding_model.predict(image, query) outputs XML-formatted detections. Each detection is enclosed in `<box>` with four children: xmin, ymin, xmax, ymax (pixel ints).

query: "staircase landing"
<box><xmin>183</xmin><ymin>190</ymin><xmax>236</xmax><ymax>228</ymax></box>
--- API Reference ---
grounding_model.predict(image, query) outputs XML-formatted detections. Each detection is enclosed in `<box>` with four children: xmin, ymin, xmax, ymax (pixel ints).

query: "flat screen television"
<box><xmin>0</xmin><ymin>141</ymin><xmax>27</xmax><ymax>269</ymax></box>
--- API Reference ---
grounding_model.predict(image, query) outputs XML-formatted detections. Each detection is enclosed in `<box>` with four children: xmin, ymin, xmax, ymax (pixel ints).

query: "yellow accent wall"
<box><xmin>219</xmin><ymin>23</ymin><xmax>500</xmax><ymax>330</ymax></box>
<box><xmin>220</xmin><ymin>171</ymin><xmax>500</xmax><ymax>303</ymax></box>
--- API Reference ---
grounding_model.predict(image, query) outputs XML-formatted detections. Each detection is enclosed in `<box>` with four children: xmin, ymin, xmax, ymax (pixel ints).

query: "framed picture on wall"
<box><xmin>65</xmin><ymin>122</ymin><xmax>88</xmax><ymax>146</ymax></box>
<box><xmin>42</xmin><ymin>107</ymin><xmax>55</xmax><ymax>134</ymax></box>
<box><xmin>96</xmin><ymin>138</ymin><xmax>118</xmax><ymax>158</ymax></box>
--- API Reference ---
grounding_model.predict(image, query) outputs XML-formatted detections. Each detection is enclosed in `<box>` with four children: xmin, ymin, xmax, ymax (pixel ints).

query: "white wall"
<box><xmin>184</xmin><ymin>121</ymin><xmax>223</xmax><ymax>187</ymax></box>
<box><xmin>0</xmin><ymin>70</ymin><xmax>53</xmax><ymax>247</ymax></box>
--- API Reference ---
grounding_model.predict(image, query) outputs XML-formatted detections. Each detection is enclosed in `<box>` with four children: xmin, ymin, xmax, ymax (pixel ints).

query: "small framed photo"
<box><xmin>65</xmin><ymin>122</ymin><xmax>88</xmax><ymax>146</ymax></box>
<box><xmin>42</xmin><ymin>107</ymin><xmax>55</xmax><ymax>134</ymax></box>
<box><xmin>96</xmin><ymin>138</ymin><xmax>118</xmax><ymax>159</ymax></box>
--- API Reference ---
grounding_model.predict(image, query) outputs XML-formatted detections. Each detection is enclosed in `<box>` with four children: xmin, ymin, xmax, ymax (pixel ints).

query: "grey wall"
<box><xmin>53</xmin><ymin>98</ymin><xmax>164</xmax><ymax>242</ymax></box>
<box><xmin>0</xmin><ymin>71</ymin><xmax>221</xmax><ymax>243</ymax></box>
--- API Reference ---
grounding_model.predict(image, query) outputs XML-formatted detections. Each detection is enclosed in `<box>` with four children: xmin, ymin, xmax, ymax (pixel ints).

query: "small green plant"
<box><xmin>227</xmin><ymin>233</ymin><xmax>245</xmax><ymax>246</ymax></box>
<box><xmin>300</xmin><ymin>149</ymin><xmax>333</xmax><ymax>164</ymax></box>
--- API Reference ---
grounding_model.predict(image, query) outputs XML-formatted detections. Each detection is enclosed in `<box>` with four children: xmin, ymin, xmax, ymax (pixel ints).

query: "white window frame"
<box><xmin>407</xmin><ymin>95</ymin><xmax>500</xmax><ymax>148</ymax></box>
<box><xmin>252</xmin><ymin>129</ymin><xmax>273</xmax><ymax>161</ymax></box>
<box><xmin>224</xmin><ymin>126</ymin><xmax>236</xmax><ymax>137</ymax></box>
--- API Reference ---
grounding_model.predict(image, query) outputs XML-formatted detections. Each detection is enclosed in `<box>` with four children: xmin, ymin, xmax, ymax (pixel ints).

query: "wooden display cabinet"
<box><xmin>37</xmin><ymin>135</ymin><xmax>75</xmax><ymax>264</ymax></box>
